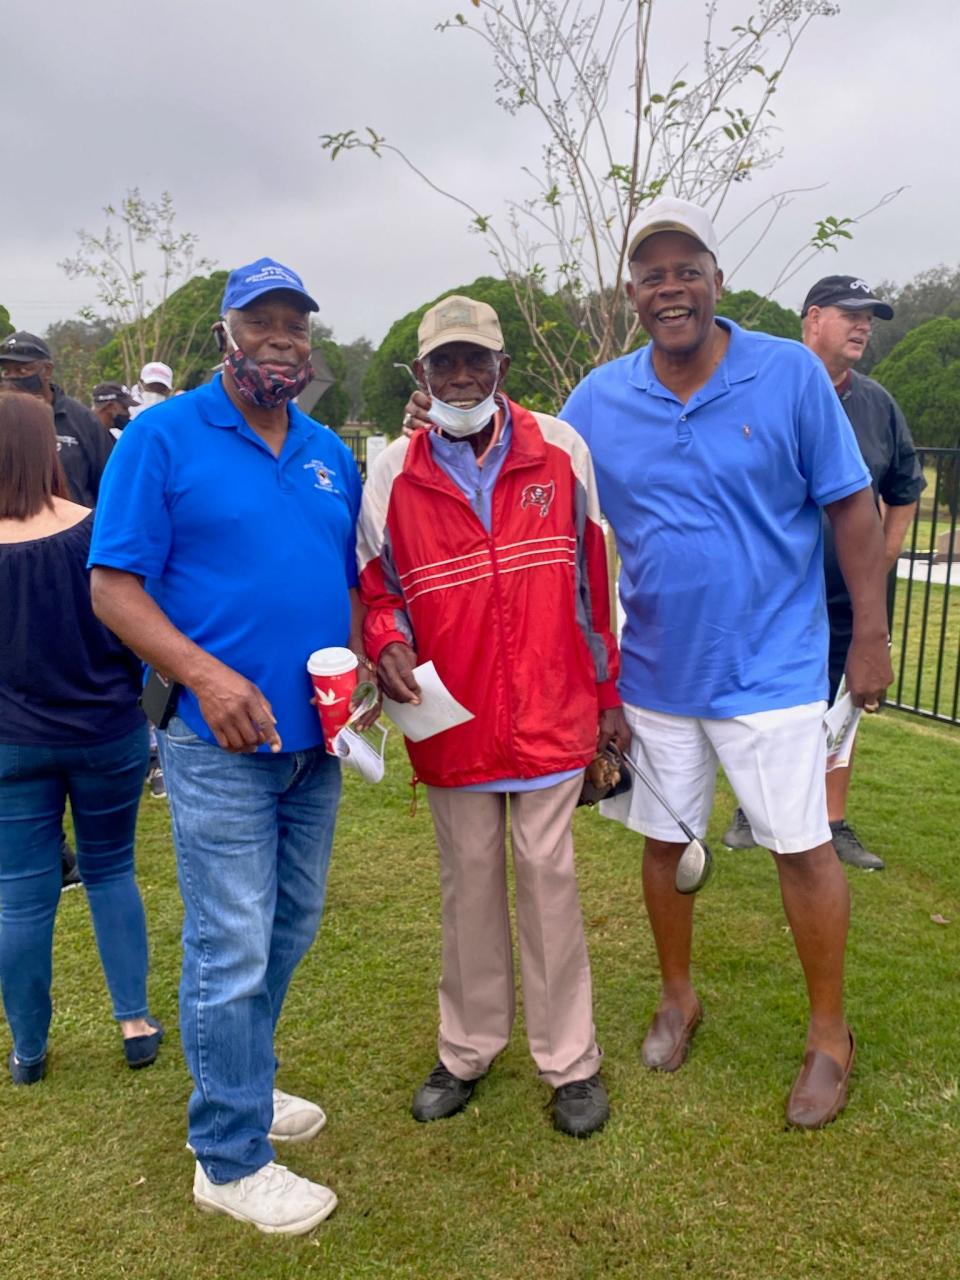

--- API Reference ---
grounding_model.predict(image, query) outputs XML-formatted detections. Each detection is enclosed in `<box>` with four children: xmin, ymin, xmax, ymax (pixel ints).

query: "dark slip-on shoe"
<box><xmin>124</xmin><ymin>1018</ymin><xmax>164</xmax><ymax>1070</ymax></box>
<box><xmin>785</xmin><ymin>1029</ymin><xmax>856</xmax><ymax>1130</ymax></box>
<box><xmin>641</xmin><ymin>1000</ymin><xmax>703</xmax><ymax>1072</ymax></box>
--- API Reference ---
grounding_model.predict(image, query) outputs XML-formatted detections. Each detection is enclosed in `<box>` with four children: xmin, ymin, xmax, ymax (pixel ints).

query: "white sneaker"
<box><xmin>268</xmin><ymin>1088</ymin><xmax>327</xmax><ymax>1143</ymax></box>
<box><xmin>193</xmin><ymin>1160</ymin><xmax>337</xmax><ymax>1235</ymax></box>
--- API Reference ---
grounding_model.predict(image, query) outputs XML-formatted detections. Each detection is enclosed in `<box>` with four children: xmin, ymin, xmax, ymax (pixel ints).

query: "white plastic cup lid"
<box><xmin>307</xmin><ymin>646</ymin><xmax>358</xmax><ymax>677</ymax></box>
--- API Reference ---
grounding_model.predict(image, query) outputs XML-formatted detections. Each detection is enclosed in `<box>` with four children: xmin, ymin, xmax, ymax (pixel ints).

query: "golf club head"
<box><xmin>675</xmin><ymin>837</ymin><xmax>713</xmax><ymax>895</ymax></box>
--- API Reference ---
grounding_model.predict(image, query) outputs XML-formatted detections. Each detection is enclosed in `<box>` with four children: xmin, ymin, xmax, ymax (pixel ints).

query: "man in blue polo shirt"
<box><xmin>90</xmin><ymin>258</ymin><xmax>363</xmax><ymax>1235</ymax></box>
<box><xmin>560</xmin><ymin>198</ymin><xmax>893</xmax><ymax>1130</ymax></box>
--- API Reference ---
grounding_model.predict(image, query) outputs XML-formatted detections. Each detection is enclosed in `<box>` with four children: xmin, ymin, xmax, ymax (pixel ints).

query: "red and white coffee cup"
<box><xmin>307</xmin><ymin>647</ymin><xmax>358</xmax><ymax>754</ymax></box>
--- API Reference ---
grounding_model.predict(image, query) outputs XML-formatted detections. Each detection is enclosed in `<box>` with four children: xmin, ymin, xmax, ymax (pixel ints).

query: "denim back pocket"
<box><xmin>163</xmin><ymin>715</ymin><xmax>203</xmax><ymax>746</ymax></box>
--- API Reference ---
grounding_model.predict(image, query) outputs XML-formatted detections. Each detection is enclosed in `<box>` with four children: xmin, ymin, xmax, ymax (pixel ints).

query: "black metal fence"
<box><xmin>887</xmin><ymin>447</ymin><xmax>959</xmax><ymax>725</ymax></box>
<box><xmin>339</xmin><ymin>430</ymin><xmax>367</xmax><ymax>479</ymax></box>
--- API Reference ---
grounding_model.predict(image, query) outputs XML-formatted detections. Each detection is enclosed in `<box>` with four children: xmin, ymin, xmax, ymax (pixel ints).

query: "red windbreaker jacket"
<box><xmin>357</xmin><ymin>399</ymin><xmax>621</xmax><ymax>788</ymax></box>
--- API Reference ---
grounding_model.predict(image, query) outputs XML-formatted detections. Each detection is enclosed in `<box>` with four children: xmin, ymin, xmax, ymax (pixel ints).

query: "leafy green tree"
<box><xmin>305</xmin><ymin>322</ymin><xmax>352</xmax><ymax>430</ymax></box>
<box><xmin>44</xmin><ymin>317</ymin><xmax>115</xmax><ymax>401</ymax></box>
<box><xmin>872</xmin><ymin>317</ymin><xmax>960</xmax><ymax>448</ymax></box>
<box><xmin>363</xmin><ymin>276</ymin><xmax>590</xmax><ymax>432</ymax></box>
<box><xmin>0</xmin><ymin>305</ymin><xmax>12</xmax><ymax>340</ymax></box>
<box><xmin>339</xmin><ymin>336</ymin><xmax>374</xmax><ymax>420</ymax></box>
<box><xmin>94</xmin><ymin>271</ymin><xmax>227</xmax><ymax>391</ymax></box>
<box><xmin>312</xmin><ymin>341</ymin><xmax>350</xmax><ymax>430</ymax></box>
<box><xmin>716</xmin><ymin>288</ymin><xmax>801</xmax><ymax>341</ymax></box>
<box><xmin>861</xmin><ymin>265</ymin><xmax>960</xmax><ymax>372</ymax></box>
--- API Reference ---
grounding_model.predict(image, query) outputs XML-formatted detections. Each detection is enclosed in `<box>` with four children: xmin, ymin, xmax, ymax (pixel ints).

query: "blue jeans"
<box><xmin>0</xmin><ymin>724</ymin><xmax>151</xmax><ymax>1065</ymax></box>
<box><xmin>157</xmin><ymin>716</ymin><xmax>341</xmax><ymax>1183</ymax></box>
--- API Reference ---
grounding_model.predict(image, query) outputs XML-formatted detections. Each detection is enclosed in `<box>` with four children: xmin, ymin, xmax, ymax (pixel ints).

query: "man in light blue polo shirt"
<box><xmin>90</xmin><ymin>258</ymin><xmax>363</xmax><ymax>1234</ymax></box>
<box><xmin>561</xmin><ymin>199</ymin><xmax>893</xmax><ymax>1130</ymax></box>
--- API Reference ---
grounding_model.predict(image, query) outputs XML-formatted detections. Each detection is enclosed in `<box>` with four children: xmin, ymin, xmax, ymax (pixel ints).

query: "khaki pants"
<box><xmin>426</xmin><ymin>772</ymin><xmax>601</xmax><ymax>1089</ymax></box>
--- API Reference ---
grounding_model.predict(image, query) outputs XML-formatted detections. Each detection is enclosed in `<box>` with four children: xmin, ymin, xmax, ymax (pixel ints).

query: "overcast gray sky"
<box><xmin>1</xmin><ymin>0</ymin><xmax>955</xmax><ymax>348</ymax></box>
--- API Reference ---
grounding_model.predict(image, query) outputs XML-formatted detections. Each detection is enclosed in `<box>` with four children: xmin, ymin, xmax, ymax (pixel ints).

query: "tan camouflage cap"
<box><xmin>417</xmin><ymin>295</ymin><xmax>504</xmax><ymax>360</ymax></box>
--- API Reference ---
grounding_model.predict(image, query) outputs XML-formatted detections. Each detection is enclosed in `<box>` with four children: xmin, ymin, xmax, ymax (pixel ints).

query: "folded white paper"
<box><xmin>823</xmin><ymin>687</ymin><xmax>862</xmax><ymax>772</ymax></box>
<box><xmin>381</xmin><ymin>660</ymin><xmax>474</xmax><ymax>742</ymax></box>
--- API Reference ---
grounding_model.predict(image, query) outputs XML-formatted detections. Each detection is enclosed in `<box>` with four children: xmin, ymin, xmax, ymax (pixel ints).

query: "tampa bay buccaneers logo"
<box><xmin>520</xmin><ymin>480</ymin><xmax>556</xmax><ymax>518</ymax></box>
<box><xmin>522</xmin><ymin>481</ymin><xmax>560</xmax><ymax>514</ymax></box>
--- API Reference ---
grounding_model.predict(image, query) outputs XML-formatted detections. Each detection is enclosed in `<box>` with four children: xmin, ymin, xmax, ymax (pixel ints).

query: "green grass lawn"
<box><xmin>1</xmin><ymin>713</ymin><xmax>958</xmax><ymax>1279</ymax></box>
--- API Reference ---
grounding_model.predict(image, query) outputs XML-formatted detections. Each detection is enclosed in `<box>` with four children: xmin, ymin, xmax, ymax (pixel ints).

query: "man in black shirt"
<box><xmin>0</xmin><ymin>332</ymin><xmax>113</xmax><ymax>506</ymax></box>
<box><xmin>724</xmin><ymin>276</ymin><xmax>925</xmax><ymax>870</ymax></box>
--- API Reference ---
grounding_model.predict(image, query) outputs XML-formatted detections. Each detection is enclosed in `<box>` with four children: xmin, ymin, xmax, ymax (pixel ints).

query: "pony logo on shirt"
<box><xmin>304</xmin><ymin>459</ymin><xmax>336</xmax><ymax>491</ymax></box>
<box><xmin>520</xmin><ymin>480</ymin><xmax>556</xmax><ymax>518</ymax></box>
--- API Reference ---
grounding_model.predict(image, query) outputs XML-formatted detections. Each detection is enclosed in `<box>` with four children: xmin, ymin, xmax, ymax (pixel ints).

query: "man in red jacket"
<box><xmin>358</xmin><ymin>295</ymin><xmax>628</xmax><ymax>1138</ymax></box>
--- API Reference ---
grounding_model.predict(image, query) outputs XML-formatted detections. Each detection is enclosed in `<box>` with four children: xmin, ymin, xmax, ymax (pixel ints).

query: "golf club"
<box><xmin>615</xmin><ymin>749</ymin><xmax>713</xmax><ymax>895</ymax></box>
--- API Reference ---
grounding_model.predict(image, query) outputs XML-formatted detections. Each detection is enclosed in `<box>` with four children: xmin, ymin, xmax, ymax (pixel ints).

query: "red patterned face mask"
<box><xmin>222</xmin><ymin>324</ymin><xmax>314</xmax><ymax>409</ymax></box>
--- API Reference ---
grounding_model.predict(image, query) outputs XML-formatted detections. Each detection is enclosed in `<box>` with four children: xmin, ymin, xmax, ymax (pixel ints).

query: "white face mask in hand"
<box><xmin>331</xmin><ymin>682</ymin><xmax>388</xmax><ymax>783</ymax></box>
<box><xmin>333</xmin><ymin>724</ymin><xmax>388</xmax><ymax>783</ymax></box>
<box><xmin>425</xmin><ymin>385</ymin><xmax>498</xmax><ymax>438</ymax></box>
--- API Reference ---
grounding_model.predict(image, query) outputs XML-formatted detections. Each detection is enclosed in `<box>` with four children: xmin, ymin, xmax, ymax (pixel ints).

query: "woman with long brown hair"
<box><xmin>0</xmin><ymin>391</ymin><xmax>161</xmax><ymax>1083</ymax></box>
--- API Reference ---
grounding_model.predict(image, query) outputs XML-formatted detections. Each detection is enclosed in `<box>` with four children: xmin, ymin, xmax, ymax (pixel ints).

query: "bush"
<box><xmin>872</xmin><ymin>316</ymin><xmax>960</xmax><ymax>447</ymax></box>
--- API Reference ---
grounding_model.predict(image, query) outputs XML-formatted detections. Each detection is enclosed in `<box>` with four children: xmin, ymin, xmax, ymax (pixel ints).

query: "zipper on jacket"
<box><xmin>487</xmin><ymin>533</ymin><xmax>524</xmax><ymax>778</ymax></box>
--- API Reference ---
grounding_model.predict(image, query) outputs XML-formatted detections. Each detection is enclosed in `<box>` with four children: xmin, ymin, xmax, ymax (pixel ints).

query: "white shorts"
<box><xmin>601</xmin><ymin>701</ymin><xmax>830</xmax><ymax>855</ymax></box>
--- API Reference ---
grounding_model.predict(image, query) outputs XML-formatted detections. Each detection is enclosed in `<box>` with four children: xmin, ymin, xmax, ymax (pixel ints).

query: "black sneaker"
<box><xmin>146</xmin><ymin>763</ymin><xmax>167</xmax><ymax>800</ymax></box>
<box><xmin>552</xmin><ymin>1073</ymin><xmax>609</xmax><ymax>1138</ymax></box>
<box><xmin>830</xmin><ymin>820</ymin><xmax>884</xmax><ymax>871</ymax></box>
<box><xmin>411</xmin><ymin>1062</ymin><xmax>477</xmax><ymax>1122</ymax></box>
<box><xmin>61</xmin><ymin>840</ymin><xmax>82</xmax><ymax>892</ymax></box>
<box><xmin>722</xmin><ymin>806</ymin><xmax>756</xmax><ymax>849</ymax></box>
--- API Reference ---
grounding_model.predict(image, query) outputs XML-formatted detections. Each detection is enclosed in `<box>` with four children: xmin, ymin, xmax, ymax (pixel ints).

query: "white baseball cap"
<box><xmin>139</xmin><ymin>361</ymin><xmax>173</xmax><ymax>389</ymax></box>
<box><xmin>627</xmin><ymin>197</ymin><xmax>720</xmax><ymax>263</ymax></box>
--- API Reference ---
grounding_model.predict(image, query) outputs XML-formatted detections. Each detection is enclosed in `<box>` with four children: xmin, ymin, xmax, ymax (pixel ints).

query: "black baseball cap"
<box><xmin>0</xmin><ymin>331</ymin><xmax>52</xmax><ymax>362</ymax></box>
<box><xmin>92</xmin><ymin>381</ymin><xmax>137</xmax><ymax>408</ymax></box>
<box><xmin>801</xmin><ymin>275</ymin><xmax>893</xmax><ymax>320</ymax></box>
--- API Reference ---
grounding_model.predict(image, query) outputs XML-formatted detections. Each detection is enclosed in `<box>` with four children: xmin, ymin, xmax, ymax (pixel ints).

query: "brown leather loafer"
<box><xmin>641</xmin><ymin>1000</ymin><xmax>703</xmax><ymax>1072</ymax></box>
<box><xmin>785</xmin><ymin>1030</ymin><xmax>856</xmax><ymax>1130</ymax></box>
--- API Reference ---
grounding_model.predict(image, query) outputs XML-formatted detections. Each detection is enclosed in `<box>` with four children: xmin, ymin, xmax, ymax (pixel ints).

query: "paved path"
<box><xmin>896</xmin><ymin>558</ymin><xmax>957</xmax><ymax>587</ymax></box>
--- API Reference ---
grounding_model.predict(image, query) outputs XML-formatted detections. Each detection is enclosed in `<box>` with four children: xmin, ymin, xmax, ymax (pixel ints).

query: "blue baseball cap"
<box><xmin>221</xmin><ymin>257</ymin><xmax>319</xmax><ymax>314</ymax></box>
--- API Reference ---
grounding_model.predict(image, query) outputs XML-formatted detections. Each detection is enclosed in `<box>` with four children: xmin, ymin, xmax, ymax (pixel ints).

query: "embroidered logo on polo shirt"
<box><xmin>303</xmin><ymin>459</ymin><xmax>337</xmax><ymax>491</ymax></box>
<box><xmin>55</xmin><ymin>434</ymin><xmax>78</xmax><ymax>452</ymax></box>
<box><xmin>520</xmin><ymin>480</ymin><xmax>555</xmax><ymax>518</ymax></box>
